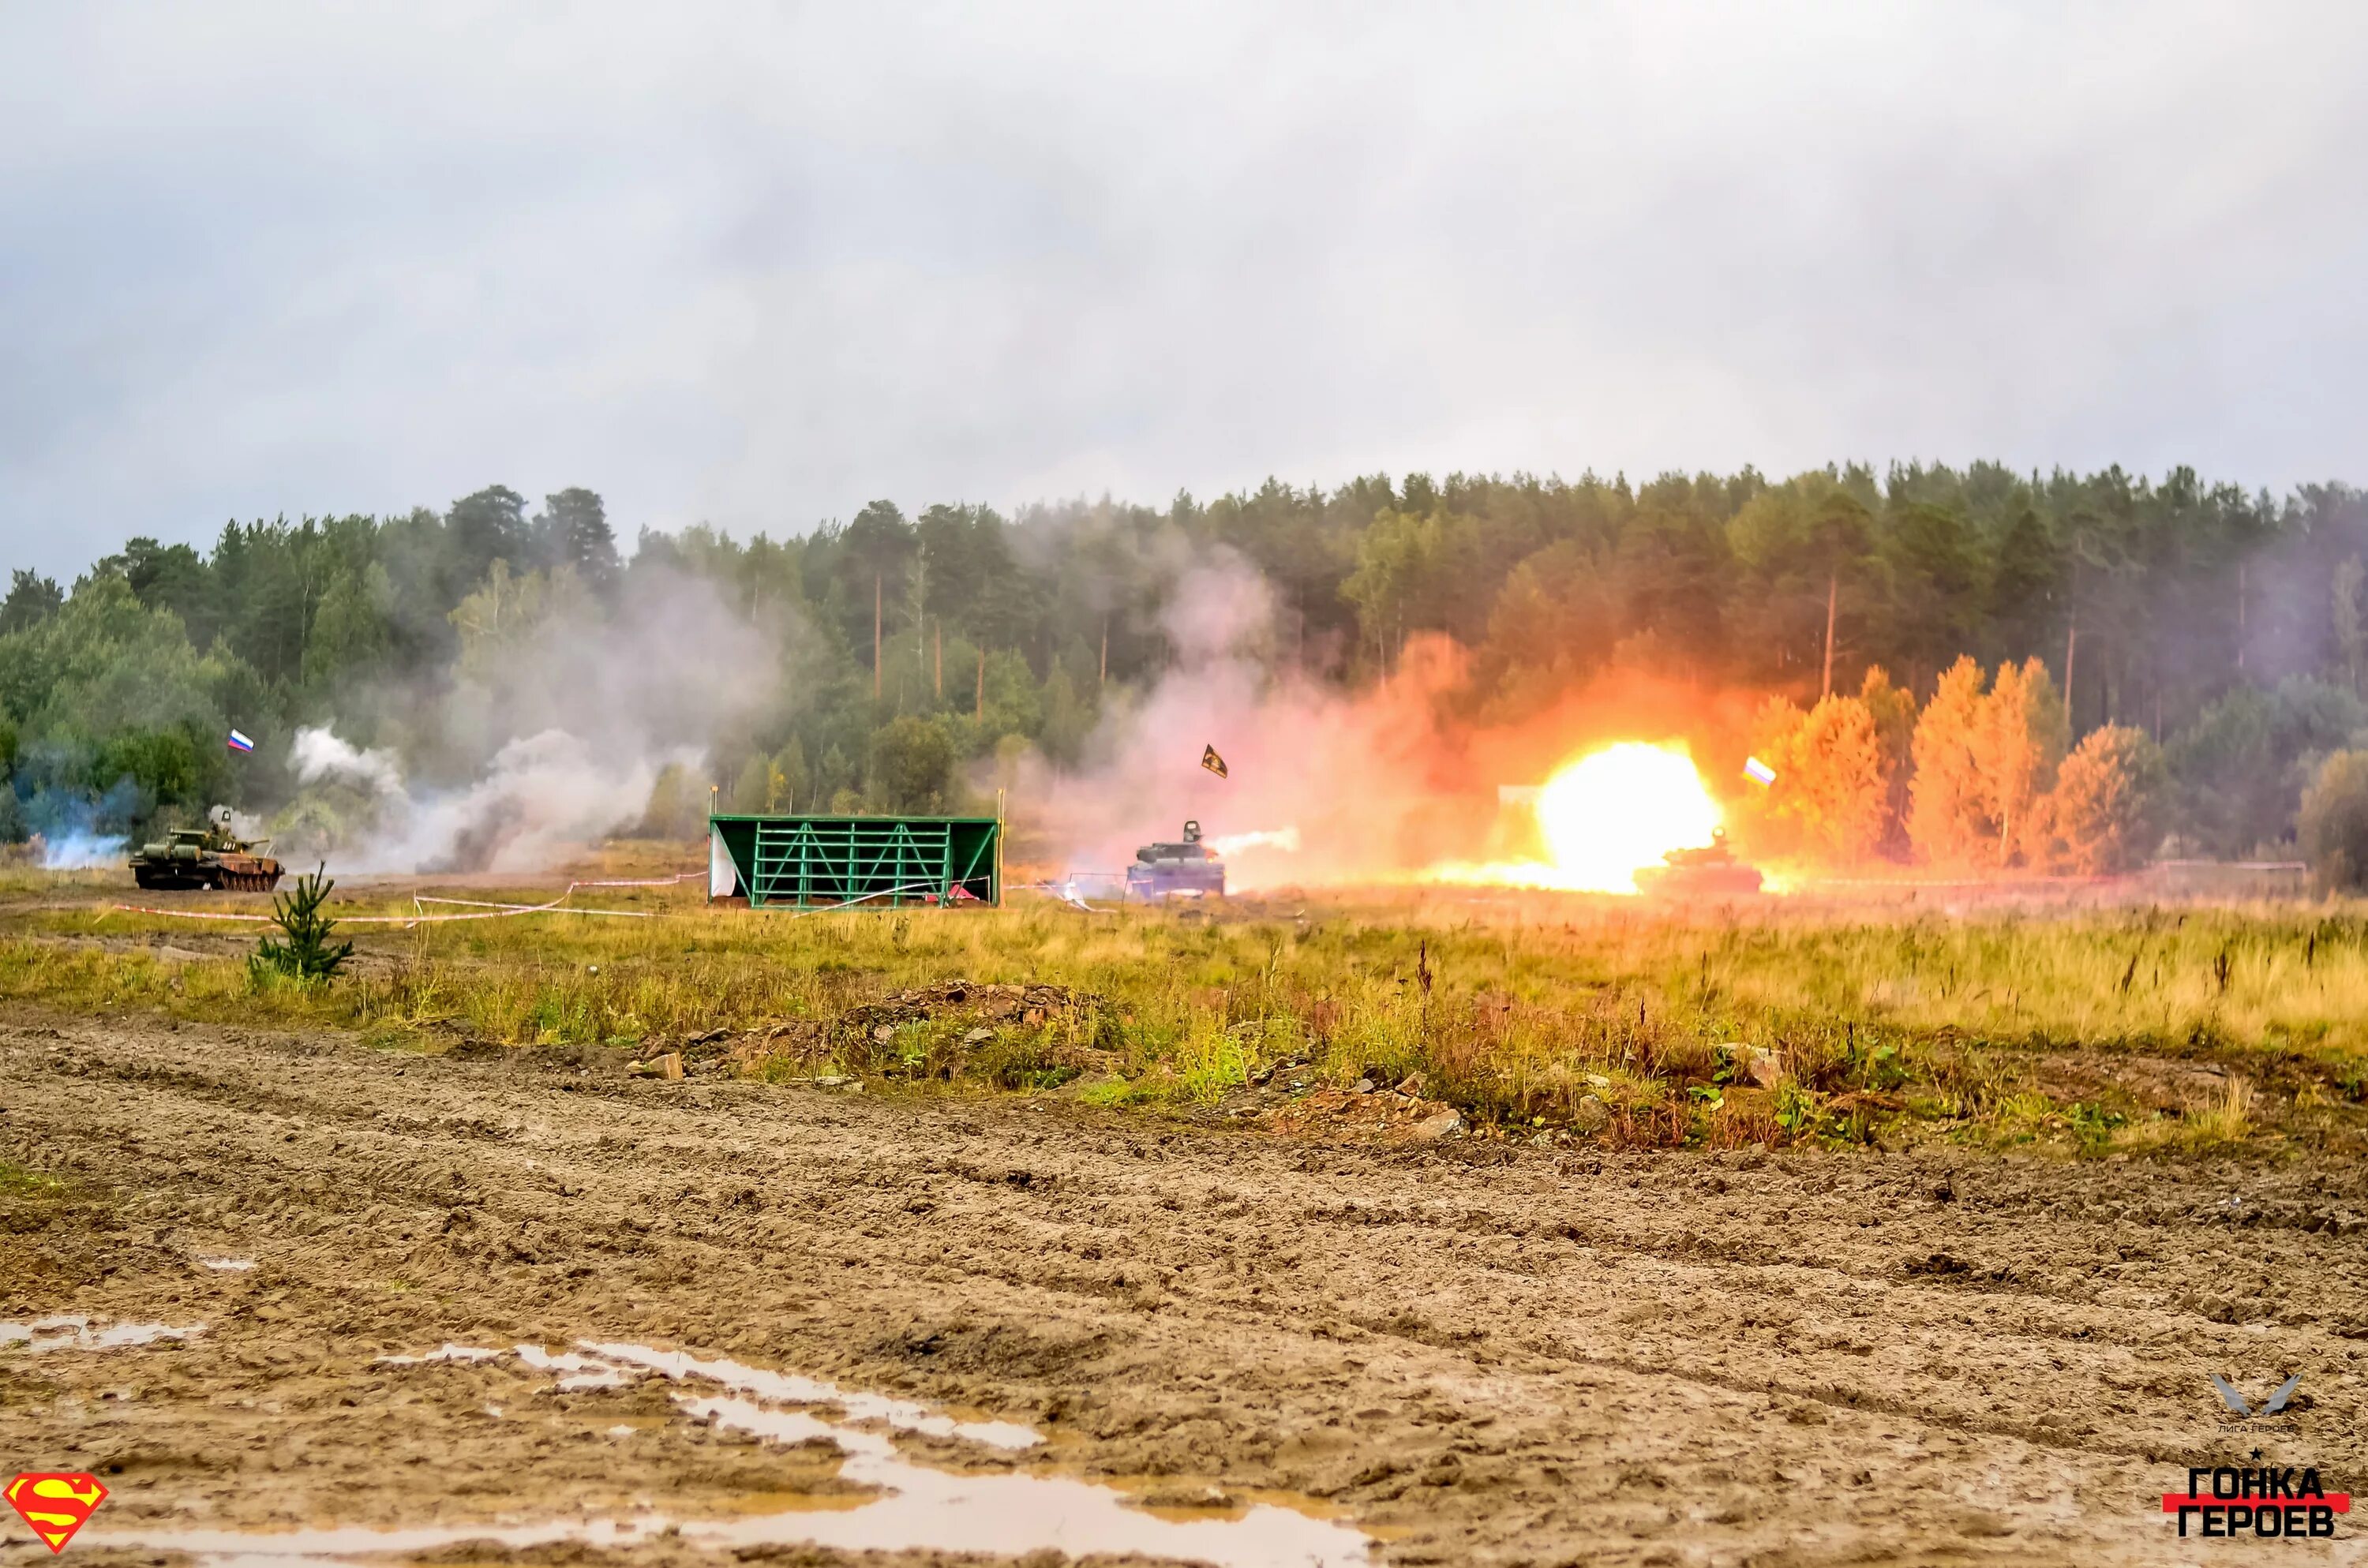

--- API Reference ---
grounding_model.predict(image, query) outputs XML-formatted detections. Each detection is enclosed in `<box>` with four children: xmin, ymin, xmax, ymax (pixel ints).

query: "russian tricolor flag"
<box><xmin>227</xmin><ymin>728</ymin><xmax>256</xmax><ymax>754</ymax></box>
<box><xmin>1743</xmin><ymin>756</ymin><xmax>1777</xmax><ymax>787</ymax></box>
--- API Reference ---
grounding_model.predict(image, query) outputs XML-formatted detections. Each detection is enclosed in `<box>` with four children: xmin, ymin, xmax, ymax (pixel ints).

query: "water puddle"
<box><xmin>513</xmin><ymin>1344</ymin><xmax>634</xmax><ymax>1391</ymax></box>
<box><xmin>706</xmin><ymin>1488</ymin><xmax>872</xmax><ymax>1516</ymax></box>
<box><xmin>0</xmin><ymin>1315</ymin><xmax>204</xmax><ymax>1353</ymax></box>
<box><xmin>373</xmin><ymin>1344</ymin><xmax>503</xmax><ymax>1366</ymax></box>
<box><xmin>586</xmin><ymin>1338</ymin><xmax>1042</xmax><ymax>1450</ymax></box>
<box><xmin>365</xmin><ymin>1339</ymin><xmax>1038</xmax><ymax>1446</ymax></box>
<box><xmin>1103</xmin><ymin>1478</ymin><xmax>1356</xmax><ymax>1525</ymax></box>
<box><xmin>684</xmin><ymin>1390</ymin><xmax>1371</xmax><ymax>1564</ymax></box>
<box><xmin>100</xmin><ymin>1336</ymin><xmax>1375</xmax><ymax>1568</ymax></box>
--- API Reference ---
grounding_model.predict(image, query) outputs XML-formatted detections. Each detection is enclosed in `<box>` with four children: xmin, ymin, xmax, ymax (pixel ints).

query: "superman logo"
<box><xmin>6</xmin><ymin>1473</ymin><xmax>108</xmax><ymax>1553</ymax></box>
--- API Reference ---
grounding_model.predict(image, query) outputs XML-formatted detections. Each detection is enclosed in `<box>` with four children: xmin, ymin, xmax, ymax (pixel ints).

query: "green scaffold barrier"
<box><xmin>706</xmin><ymin>814</ymin><xmax>1002</xmax><ymax>909</ymax></box>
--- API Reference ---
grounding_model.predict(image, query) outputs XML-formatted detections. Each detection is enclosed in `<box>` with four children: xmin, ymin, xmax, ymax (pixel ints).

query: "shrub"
<box><xmin>2300</xmin><ymin>750</ymin><xmax>2368</xmax><ymax>892</ymax></box>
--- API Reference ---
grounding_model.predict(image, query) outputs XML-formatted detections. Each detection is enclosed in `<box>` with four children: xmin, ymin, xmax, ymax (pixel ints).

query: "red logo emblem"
<box><xmin>6</xmin><ymin>1474</ymin><xmax>108</xmax><ymax>1553</ymax></box>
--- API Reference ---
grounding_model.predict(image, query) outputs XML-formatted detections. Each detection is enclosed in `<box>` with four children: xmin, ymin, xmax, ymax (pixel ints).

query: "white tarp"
<box><xmin>710</xmin><ymin>824</ymin><xmax>736</xmax><ymax>899</ymax></box>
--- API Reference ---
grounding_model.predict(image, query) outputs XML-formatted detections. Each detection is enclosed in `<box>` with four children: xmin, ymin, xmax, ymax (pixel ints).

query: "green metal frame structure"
<box><xmin>708</xmin><ymin>814</ymin><xmax>1002</xmax><ymax>909</ymax></box>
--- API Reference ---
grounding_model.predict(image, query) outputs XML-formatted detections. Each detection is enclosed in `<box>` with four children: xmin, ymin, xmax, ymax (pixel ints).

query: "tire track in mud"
<box><xmin>3</xmin><ymin>1012</ymin><xmax>2364</xmax><ymax>1566</ymax></box>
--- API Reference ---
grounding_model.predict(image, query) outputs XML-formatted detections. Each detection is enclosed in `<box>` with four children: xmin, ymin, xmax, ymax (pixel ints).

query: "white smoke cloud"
<box><xmin>288</xmin><ymin>724</ymin><xmax>695</xmax><ymax>875</ymax></box>
<box><xmin>37</xmin><ymin>830</ymin><xmax>126</xmax><ymax>870</ymax></box>
<box><xmin>1163</xmin><ymin>557</ymin><xmax>1276</xmax><ymax>665</ymax></box>
<box><xmin>290</xmin><ymin>728</ymin><xmax>404</xmax><ymax>799</ymax></box>
<box><xmin>281</xmin><ymin>563</ymin><xmax>781</xmax><ymax>874</ymax></box>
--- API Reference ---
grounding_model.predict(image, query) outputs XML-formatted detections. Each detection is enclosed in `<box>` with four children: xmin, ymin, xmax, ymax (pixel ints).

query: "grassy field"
<box><xmin>4</xmin><ymin>851</ymin><xmax>2366</xmax><ymax>1155</ymax></box>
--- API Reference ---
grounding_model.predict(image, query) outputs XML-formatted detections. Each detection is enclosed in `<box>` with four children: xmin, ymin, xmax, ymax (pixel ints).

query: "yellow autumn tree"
<box><xmin>1740</xmin><ymin>694</ymin><xmax>1810</xmax><ymax>856</ymax></box>
<box><xmin>1858</xmin><ymin>665</ymin><xmax>1916</xmax><ymax>857</ymax></box>
<box><xmin>2035</xmin><ymin>724</ymin><xmax>2166</xmax><ymax>873</ymax></box>
<box><xmin>1973</xmin><ymin>657</ymin><xmax>2068</xmax><ymax>863</ymax></box>
<box><xmin>1752</xmin><ymin>692</ymin><xmax>1896</xmax><ymax>863</ymax></box>
<box><xmin>2302</xmin><ymin>750</ymin><xmax>2368</xmax><ymax>892</ymax></box>
<box><xmin>1908</xmin><ymin>657</ymin><xmax>1990</xmax><ymax>865</ymax></box>
<box><xmin>1908</xmin><ymin>656</ymin><xmax>2068</xmax><ymax>867</ymax></box>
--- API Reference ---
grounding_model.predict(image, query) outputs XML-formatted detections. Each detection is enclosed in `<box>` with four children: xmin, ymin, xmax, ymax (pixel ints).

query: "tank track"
<box><xmin>132</xmin><ymin>868</ymin><xmax>283</xmax><ymax>893</ymax></box>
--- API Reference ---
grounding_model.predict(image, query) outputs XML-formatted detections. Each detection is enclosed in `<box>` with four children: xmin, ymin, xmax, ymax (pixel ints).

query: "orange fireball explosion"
<box><xmin>1423</xmin><ymin>741</ymin><xmax>1724</xmax><ymax>894</ymax></box>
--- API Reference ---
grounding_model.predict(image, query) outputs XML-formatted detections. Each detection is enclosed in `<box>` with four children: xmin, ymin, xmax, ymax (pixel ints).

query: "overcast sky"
<box><xmin>5</xmin><ymin>2</ymin><xmax>2366</xmax><ymax>578</ymax></box>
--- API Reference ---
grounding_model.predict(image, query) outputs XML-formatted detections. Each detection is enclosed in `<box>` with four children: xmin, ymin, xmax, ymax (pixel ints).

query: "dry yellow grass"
<box><xmin>4</xmin><ymin>868</ymin><xmax>2364</xmax><ymax>1154</ymax></box>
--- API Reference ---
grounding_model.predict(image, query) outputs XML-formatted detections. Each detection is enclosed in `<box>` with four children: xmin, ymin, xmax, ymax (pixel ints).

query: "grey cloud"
<box><xmin>3</xmin><ymin>2</ymin><xmax>2366</xmax><ymax>578</ymax></box>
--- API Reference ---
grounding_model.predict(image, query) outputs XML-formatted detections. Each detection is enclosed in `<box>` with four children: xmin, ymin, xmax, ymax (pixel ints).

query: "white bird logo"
<box><xmin>2211</xmin><ymin>1374</ymin><xmax>2302</xmax><ymax>1417</ymax></box>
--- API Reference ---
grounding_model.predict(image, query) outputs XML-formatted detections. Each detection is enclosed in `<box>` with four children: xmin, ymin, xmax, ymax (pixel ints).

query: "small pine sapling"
<box><xmin>253</xmin><ymin>863</ymin><xmax>355</xmax><ymax>982</ymax></box>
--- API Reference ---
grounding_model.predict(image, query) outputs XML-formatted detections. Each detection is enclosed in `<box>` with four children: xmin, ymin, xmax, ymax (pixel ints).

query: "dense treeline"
<box><xmin>9</xmin><ymin>463</ymin><xmax>2368</xmax><ymax>865</ymax></box>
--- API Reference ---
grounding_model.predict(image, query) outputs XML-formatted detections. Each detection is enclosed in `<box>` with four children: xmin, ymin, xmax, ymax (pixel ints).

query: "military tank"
<box><xmin>129</xmin><ymin>806</ymin><xmax>283</xmax><ymax>892</ymax></box>
<box><xmin>1125</xmin><ymin>819</ymin><xmax>1226</xmax><ymax>901</ymax></box>
<box><xmin>1633</xmin><ymin>829</ymin><xmax>1763</xmax><ymax>898</ymax></box>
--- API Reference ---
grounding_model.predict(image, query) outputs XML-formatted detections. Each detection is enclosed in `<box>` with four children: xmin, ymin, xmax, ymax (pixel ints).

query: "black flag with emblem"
<box><xmin>1201</xmin><ymin>744</ymin><xmax>1229</xmax><ymax>779</ymax></box>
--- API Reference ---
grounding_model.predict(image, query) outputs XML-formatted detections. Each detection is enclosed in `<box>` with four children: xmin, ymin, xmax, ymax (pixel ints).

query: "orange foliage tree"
<box><xmin>1908</xmin><ymin>656</ymin><xmax>2068</xmax><ymax>866</ymax></box>
<box><xmin>1857</xmin><ymin>666</ymin><xmax>1916</xmax><ymax>856</ymax></box>
<box><xmin>1745</xmin><ymin>668</ymin><xmax>1910</xmax><ymax>864</ymax></box>
<box><xmin>2033</xmin><ymin>724</ymin><xmax>2167</xmax><ymax>873</ymax></box>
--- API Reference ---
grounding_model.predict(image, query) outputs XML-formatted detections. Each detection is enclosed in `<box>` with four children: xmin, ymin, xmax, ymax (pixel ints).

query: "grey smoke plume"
<box><xmin>281</xmin><ymin>564</ymin><xmax>780</xmax><ymax>874</ymax></box>
<box><xmin>1019</xmin><ymin>552</ymin><xmax>1486</xmax><ymax>891</ymax></box>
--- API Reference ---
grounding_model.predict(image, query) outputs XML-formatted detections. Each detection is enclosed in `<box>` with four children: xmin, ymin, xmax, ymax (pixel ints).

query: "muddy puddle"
<box><xmin>0</xmin><ymin>1315</ymin><xmax>204</xmax><ymax>1353</ymax></box>
<box><xmin>93</xmin><ymin>1338</ymin><xmax>1376</xmax><ymax>1568</ymax></box>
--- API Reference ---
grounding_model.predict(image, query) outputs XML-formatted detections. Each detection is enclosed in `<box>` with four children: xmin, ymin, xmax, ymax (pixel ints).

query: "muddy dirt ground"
<box><xmin>3</xmin><ymin>1010</ymin><xmax>2365</xmax><ymax>1567</ymax></box>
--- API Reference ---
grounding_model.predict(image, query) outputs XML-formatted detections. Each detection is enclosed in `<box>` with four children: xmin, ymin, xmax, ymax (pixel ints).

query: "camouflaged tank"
<box><xmin>1633</xmin><ymin>829</ymin><xmax>1763</xmax><ymax>898</ymax></box>
<box><xmin>129</xmin><ymin>807</ymin><xmax>283</xmax><ymax>892</ymax></box>
<box><xmin>1125</xmin><ymin>818</ymin><xmax>1226</xmax><ymax>901</ymax></box>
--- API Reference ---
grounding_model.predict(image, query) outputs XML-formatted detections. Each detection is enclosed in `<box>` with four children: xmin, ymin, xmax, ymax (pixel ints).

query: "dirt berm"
<box><xmin>2</xmin><ymin>1012</ymin><xmax>2364</xmax><ymax>1566</ymax></box>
